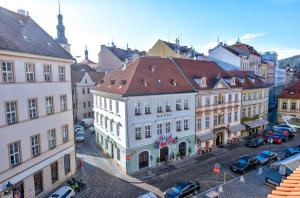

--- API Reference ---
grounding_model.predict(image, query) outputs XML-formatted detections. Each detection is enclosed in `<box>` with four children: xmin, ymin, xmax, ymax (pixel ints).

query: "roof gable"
<box><xmin>213</xmin><ymin>78</ymin><xmax>230</xmax><ymax>89</ymax></box>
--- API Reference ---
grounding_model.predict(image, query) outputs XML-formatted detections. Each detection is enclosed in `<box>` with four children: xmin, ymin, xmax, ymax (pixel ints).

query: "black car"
<box><xmin>230</xmin><ymin>155</ymin><xmax>258</xmax><ymax>174</ymax></box>
<box><xmin>285</xmin><ymin>147</ymin><xmax>300</xmax><ymax>158</ymax></box>
<box><xmin>246</xmin><ymin>137</ymin><xmax>265</xmax><ymax>147</ymax></box>
<box><xmin>164</xmin><ymin>181</ymin><xmax>201</xmax><ymax>198</ymax></box>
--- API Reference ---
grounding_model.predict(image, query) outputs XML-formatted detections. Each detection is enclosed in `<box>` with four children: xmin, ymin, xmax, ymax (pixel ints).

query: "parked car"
<box><xmin>138</xmin><ymin>192</ymin><xmax>158</xmax><ymax>198</ymax></box>
<box><xmin>256</xmin><ymin>151</ymin><xmax>278</xmax><ymax>165</ymax></box>
<box><xmin>272</xmin><ymin>132</ymin><xmax>288</xmax><ymax>142</ymax></box>
<box><xmin>262</xmin><ymin>135</ymin><xmax>282</xmax><ymax>144</ymax></box>
<box><xmin>48</xmin><ymin>186</ymin><xmax>75</xmax><ymax>198</ymax></box>
<box><xmin>75</xmin><ymin>132</ymin><xmax>85</xmax><ymax>142</ymax></box>
<box><xmin>285</xmin><ymin>147</ymin><xmax>300</xmax><ymax>158</ymax></box>
<box><xmin>230</xmin><ymin>155</ymin><xmax>258</xmax><ymax>174</ymax></box>
<box><xmin>164</xmin><ymin>181</ymin><xmax>201</xmax><ymax>198</ymax></box>
<box><xmin>246</xmin><ymin>137</ymin><xmax>265</xmax><ymax>147</ymax></box>
<box><xmin>81</xmin><ymin>118</ymin><xmax>94</xmax><ymax>127</ymax></box>
<box><xmin>75</xmin><ymin>128</ymin><xmax>84</xmax><ymax>134</ymax></box>
<box><xmin>273</xmin><ymin>124</ymin><xmax>296</xmax><ymax>133</ymax></box>
<box><xmin>75</xmin><ymin>124</ymin><xmax>84</xmax><ymax>129</ymax></box>
<box><xmin>274</xmin><ymin>128</ymin><xmax>295</xmax><ymax>138</ymax></box>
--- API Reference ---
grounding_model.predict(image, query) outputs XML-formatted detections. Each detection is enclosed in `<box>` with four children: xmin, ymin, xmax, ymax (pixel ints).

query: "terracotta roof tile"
<box><xmin>227</xmin><ymin>70</ymin><xmax>268</xmax><ymax>89</ymax></box>
<box><xmin>278</xmin><ymin>81</ymin><xmax>300</xmax><ymax>99</ymax></box>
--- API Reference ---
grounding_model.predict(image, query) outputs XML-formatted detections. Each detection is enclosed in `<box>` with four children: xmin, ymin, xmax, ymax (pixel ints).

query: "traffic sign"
<box><xmin>126</xmin><ymin>154</ymin><xmax>131</xmax><ymax>160</ymax></box>
<box><xmin>214</xmin><ymin>163</ymin><xmax>221</xmax><ymax>174</ymax></box>
<box><xmin>268</xmin><ymin>137</ymin><xmax>273</xmax><ymax>144</ymax></box>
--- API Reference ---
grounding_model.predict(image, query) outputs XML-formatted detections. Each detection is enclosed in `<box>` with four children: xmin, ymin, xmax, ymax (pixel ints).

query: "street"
<box><xmin>73</xmin><ymin>123</ymin><xmax>300</xmax><ymax>198</ymax></box>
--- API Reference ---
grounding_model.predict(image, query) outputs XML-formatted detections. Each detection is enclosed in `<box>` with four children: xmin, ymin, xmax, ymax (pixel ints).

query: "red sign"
<box><xmin>126</xmin><ymin>154</ymin><xmax>131</xmax><ymax>161</ymax></box>
<box><xmin>214</xmin><ymin>166</ymin><xmax>220</xmax><ymax>174</ymax></box>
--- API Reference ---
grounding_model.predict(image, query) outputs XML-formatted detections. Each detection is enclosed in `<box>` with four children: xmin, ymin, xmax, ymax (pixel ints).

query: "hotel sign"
<box><xmin>156</xmin><ymin>112</ymin><xmax>172</xmax><ymax>118</ymax></box>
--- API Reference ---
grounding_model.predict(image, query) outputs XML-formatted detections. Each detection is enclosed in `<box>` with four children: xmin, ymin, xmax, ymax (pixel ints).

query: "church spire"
<box><xmin>85</xmin><ymin>45</ymin><xmax>88</xmax><ymax>60</ymax></box>
<box><xmin>55</xmin><ymin>0</ymin><xmax>68</xmax><ymax>44</ymax></box>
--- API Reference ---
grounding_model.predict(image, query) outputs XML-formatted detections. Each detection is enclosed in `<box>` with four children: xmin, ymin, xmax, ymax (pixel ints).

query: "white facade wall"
<box><xmin>209</xmin><ymin>45</ymin><xmax>241</xmax><ymax>68</ymax></box>
<box><xmin>275</xmin><ymin>66</ymin><xmax>287</xmax><ymax>86</ymax></box>
<box><xmin>0</xmin><ymin>53</ymin><xmax>75</xmax><ymax>197</ymax></box>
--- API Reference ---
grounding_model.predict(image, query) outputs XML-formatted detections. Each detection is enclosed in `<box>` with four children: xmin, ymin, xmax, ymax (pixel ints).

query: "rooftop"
<box><xmin>104</xmin><ymin>43</ymin><xmax>146</xmax><ymax>62</ymax></box>
<box><xmin>278</xmin><ymin>80</ymin><xmax>300</xmax><ymax>99</ymax></box>
<box><xmin>226</xmin><ymin>70</ymin><xmax>268</xmax><ymax>89</ymax></box>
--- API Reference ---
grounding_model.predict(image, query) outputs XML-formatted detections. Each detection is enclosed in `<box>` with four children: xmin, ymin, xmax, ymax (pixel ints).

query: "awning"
<box><xmin>228</xmin><ymin>124</ymin><xmax>245</xmax><ymax>133</ymax></box>
<box><xmin>245</xmin><ymin>119</ymin><xmax>269</xmax><ymax>128</ymax></box>
<box><xmin>197</xmin><ymin>132</ymin><xmax>217</xmax><ymax>142</ymax></box>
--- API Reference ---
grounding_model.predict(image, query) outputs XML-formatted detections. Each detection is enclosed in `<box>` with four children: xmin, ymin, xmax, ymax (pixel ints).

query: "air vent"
<box><xmin>171</xmin><ymin>80</ymin><xmax>177</xmax><ymax>86</ymax></box>
<box><xmin>18</xmin><ymin>20</ymin><xmax>24</xmax><ymax>25</ymax></box>
<box><xmin>47</xmin><ymin>42</ymin><xmax>52</xmax><ymax>47</ymax></box>
<box><xmin>149</xmin><ymin>65</ymin><xmax>157</xmax><ymax>72</ymax></box>
<box><xmin>142</xmin><ymin>80</ymin><xmax>149</xmax><ymax>87</ymax></box>
<box><xmin>156</xmin><ymin>79</ymin><xmax>161</xmax><ymax>85</ymax></box>
<box><xmin>109</xmin><ymin>80</ymin><xmax>115</xmax><ymax>86</ymax></box>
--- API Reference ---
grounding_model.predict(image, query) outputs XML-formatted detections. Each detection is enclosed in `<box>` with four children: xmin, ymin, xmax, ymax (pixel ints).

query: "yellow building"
<box><xmin>261</xmin><ymin>60</ymin><xmax>269</xmax><ymax>83</ymax></box>
<box><xmin>278</xmin><ymin>81</ymin><xmax>300</xmax><ymax>122</ymax></box>
<box><xmin>148</xmin><ymin>39</ymin><xmax>203</xmax><ymax>59</ymax></box>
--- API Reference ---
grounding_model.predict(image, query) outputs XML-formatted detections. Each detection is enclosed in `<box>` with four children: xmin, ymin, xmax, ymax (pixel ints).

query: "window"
<box><xmin>34</xmin><ymin>172</ymin><xmax>43</xmax><ymax>195</ymax></box>
<box><xmin>110</xmin><ymin>120</ymin><xmax>113</xmax><ymax>133</ymax></box>
<box><xmin>206</xmin><ymin>96</ymin><xmax>210</xmax><ymax>106</ymax></box>
<box><xmin>9</xmin><ymin>141</ymin><xmax>21</xmax><ymax>166</ymax></box>
<box><xmin>248</xmin><ymin>107</ymin><xmax>251</xmax><ymax>117</ymax></box>
<box><xmin>6</xmin><ymin>101</ymin><xmax>17</xmax><ymax>124</ymax></box>
<box><xmin>205</xmin><ymin>116</ymin><xmax>210</xmax><ymax>128</ymax></box>
<box><xmin>31</xmin><ymin>135</ymin><xmax>40</xmax><ymax>157</ymax></box>
<box><xmin>220</xmin><ymin>114</ymin><xmax>225</xmax><ymax>124</ymax></box>
<box><xmin>62</xmin><ymin>125</ymin><xmax>69</xmax><ymax>143</ymax></box>
<box><xmin>116</xmin><ymin>123</ymin><xmax>120</xmax><ymax>136</ymax></box>
<box><xmin>28</xmin><ymin>99</ymin><xmax>38</xmax><ymax>119</ymax></box>
<box><xmin>253</xmin><ymin>105</ymin><xmax>257</xmax><ymax>115</ymax></box>
<box><xmin>166</xmin><ymin>102</ymin><xmax>171</xmax><ymax>112</ymax></box>
<box><xmin>116</xmin><ymin>101</ymin><xmax>119</xmax><ymax>114</ymax></box>
<box><xmin>60</xmin><ymin>95</ymin><xmax>67</xmax><ymax>111</ymax></box>
<box><xmin>88</xmin><ymin>101</ymin><xmax>91</xmax><ymax>108</ymax></box>
<box><xmin>104</xmin><ymin>98</ymin><xmax>107</xmax><ymax>109</ymax></box>
<box><xmin>58</xmin><ymin>66</ymin><xmax>65</xmax><ymax>81</ymax></box>
<box><xmin>87</xmin><ymin>88</ymin><xmax>90</xmax><ymax>93</ymax></box>
<box><xmin>196</xmin><ymin>97</ymin><xmax>202</xmax><ymax>107</ymax></box>
<box><xmin>166</xmin><ymin>122</ymin><xmax>171</xmax><ymax>133</ymax></box>
<box><xmin>247</xmin><ymin>93</ymin><xmax>252</xmax><ymax>100</ymax></box>
<box><xmin>242</xmin><ymin>93</ymin><xmax>246</xmax><ymax>101</ymax></box>
<box><xmin>157</xmin><ymin>123</ymin><xmax>163</xmax><ymax>134</ymax></box>
<box><xmin>83</xmin><ymin>102</ymin><xmax>86</xmax><ymax>108</ymax></box>
<box><xmin>253</xmin><ymin>92</ymin><xmax>257</xmax><ymax>100</ymax></box>
<box><xmin>282</xmin><ymin>102</ymin><xmax>287</xmax><ymax>109</ymax></box>
<box><xmin>196</xmin><ymin>118</ymin><xmax>201</xmax><ymax>130</ymax></box>
<box><xmin>43</xmin><ymin>64</ymin><xmax>52</xmax><ymax>81</ymax></box>
<box><xmin>64</xmin><ymin>154</ymin><xmax>70</xmax><ymax>175</ymax></box>
<box><xmin>214</xmin><ymin>96</ymin><xmax>218</xmax><ymax>104</ymax></box>
<box><xmin>184</xmin><ymin>99</ymin><xmax>189</xmax><ymax>110</ymax></box>
<box><xmin>184</xmin><ymin>119</ymin><xmax>189</xmax><ymax>130</ymax></box>
<box><xmin>105</xmin><ymin>117</ymin><xmax>108</xmax><ymax>129</ymax></box>
<box><xmin>228</xmin><ymin>94</ymin><xmax>232</xmax><ymax>103</ymax></box>
<box><xmin>99</xmin><ymin>97</ymin><xmax>103</xmax><ymax>108</ymax></box>
<box><xmin>234</xmin><ymin>112</ymin><xmax>238</xmax><ymax>122</ymax></box>
<box><xmin>109</xmin><ymin>99</ymin><xmax>112</xmax><ymax>111</ymax></box>
<box><xmin>117</xmin><ymin>148</ymin><xmax>120</xmax><ymax>161</ymax></box>
<box><xmin>228</xmin><ymin>113</ymin><xmax>232</xmax><ymax>123</ymax></box>
<box><xmin>51</xmin><ymin>161</ymin><xmax>58</xmax><ymax>184</ymax></box>
<box><xmin>258</xmin><ymin>91</ymin><xmax>262</xmax><ymax>99</ymax></box>
<box><xmin>48</xmin><ymin>129</ymin><xmax>56</xmax><ymax>149</ymax></box>
<box><xmin>291</xmin><ymin>102</ymin><xmax>296</xmax><ymax>110</ymax></box>
<box><xmin>258</xmin><ymin>104</ymin><xmax>262</xmax><ymax>114</ymax></box>
<box><xmin>82</xmin><ymin>88</ymin><xmax>85</xmax><ymax>95</ymax></box>
<box><xmin>46</xmin><ymin>97</ymin><xmax>54</xmax><ymax>115</ymax></box>
<box><xmin>85</xmin><ymin>79</ymin><xmax>87</xmax><ymax>84</ymax></box>
<box><xmin>1</xmin><ymin>61</ymin><xmax>14</xmax><ymax>82</ymax></box>
<box><xmin>176</xmin><ymin>99</ymin><xmax>182</xmax><ymax>110</ymax></box>
<box><xmin>145</xmin><ymin>125</ymin><xmax>151</xmax><ymax>138</ymax></box>
<box><xmin>214</xmin><ymin>115</ymin><xmax>218</xmax><ymax>126</ymax></box>
<box><xmin>25</xmin><ymin>63</ymin><xmax>35</xmax><ymax>82</ymax></box>
<box><xmin>100</xmin><ymin>115</ymin><xmax>103</xmax><ymax>127</ymax></box>
<box><xmin>135</xmin><ymin>127</ymin><xmax>142</xmax><ymax>140</ymax></box>
<box><xmin>157</xmin><ymin>101</ymin><xmax>163</xmax><ymax>113</ymax></box>
<box><xmin>145</xmin><ymin>103</ymin><xmax>151</xmax><ymax>114</ymax></box>
<box><xmin>135</xmin><ymin>103</ymin><xmax>141</xmax><ymax>115</ymax></box>
<box><xmin>176</xmin><ymin>120</ymin><xmax>182</xmax><ymax>132</ymax></box>
<box><xmin>235</xmin><ymin>94</ymin><xmax>238</xmax><ymax>102</ymax></box>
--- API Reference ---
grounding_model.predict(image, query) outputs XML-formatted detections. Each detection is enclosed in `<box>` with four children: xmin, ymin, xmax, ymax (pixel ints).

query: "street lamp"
<box><xmin>268</xmin><ymin>137</ymin><xmax>273</xmax><ymax>166</ymax></box>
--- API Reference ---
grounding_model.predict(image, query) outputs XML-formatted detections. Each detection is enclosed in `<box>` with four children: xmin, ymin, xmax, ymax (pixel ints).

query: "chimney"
<box><xmin>17</xmin><ymin>9</ymin><xmax>29</xmax><ymax>16</ymax></box>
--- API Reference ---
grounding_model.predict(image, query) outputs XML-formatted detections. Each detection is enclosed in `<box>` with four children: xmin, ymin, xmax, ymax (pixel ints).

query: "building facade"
<box><xmin>277</xmin><ymin>81</ymin><xmax>300</xmax><ymax>122</ymax></box>
<box><xmin>228</xmin><ymin>71</ymin><xmax>269</xmax><ymax>136</ymax></box>
<box><xmin>148</xmin><ymin>39</ymin><xmax>204</xmax><ymax>60</ymax></box>
<box><xmin>92</xmin><ymin>57</ymin><xmax>196</xmax><ymax>174</ymax></box>
<box><xmin>0</xmin><ymin>7</ymin><xmax>75</xmax><ymax>198</ymax></box>
<box><xmin>173</xmin><ymin>59</ymin><xmax>244</xmax><ymax>154</ymax></box>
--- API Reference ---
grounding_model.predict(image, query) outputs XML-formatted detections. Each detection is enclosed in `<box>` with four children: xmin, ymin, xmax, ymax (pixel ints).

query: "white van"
<box><xmin>48</xmin><ymin>186</ymin><xmax>75</xmax><ymax>198</ymax></box>
<box><xmin>81</xmin><ymin>118</ymin><xmax>94</xmax><ymax>127</ymax></box>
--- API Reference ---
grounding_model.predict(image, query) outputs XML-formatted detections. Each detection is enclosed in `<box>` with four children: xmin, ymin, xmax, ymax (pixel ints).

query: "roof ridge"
<box><xmin>122</xmin><ymin>58</ymin><xmax>142</xmax><ymax>95</ymax></box>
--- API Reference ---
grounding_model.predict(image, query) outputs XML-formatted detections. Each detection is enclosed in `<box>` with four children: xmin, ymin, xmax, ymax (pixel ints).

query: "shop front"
<box><xmin>245</xmin><ymin>119</ymin><xmax>269</xmax><ymax>137</ymax></box>
<box><xmin>196</xmin><ymin>132</ymin><xmax>216</xmax><ymax>155</ymax></box>
<box><xmin>227</xmin><ymin>124</ymin><xmax>245</xmax><ymax>143</ymax></box>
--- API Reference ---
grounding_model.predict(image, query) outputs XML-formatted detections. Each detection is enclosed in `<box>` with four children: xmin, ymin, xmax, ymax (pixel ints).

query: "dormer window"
<box><xmin>99</xmin><ymin>80</ymin><xmax>104</xmax><ymax>85</ymax></box>
<box><xmin>289</xmin><ymin>90</ymin><xmax>295</xmax><ymax>95</ymax></box>
<box><xmin>248</xmin><ymin>77</ymin><xmax>255</xmax><ymax>83</ymax></box>
<box><xmin>108</xmin><ymin>80</ymin><xmax>115</xmax><ymax>87</ymax></box>
<box><xmin>193</xmin><ymin>76</ymin><xmax>207</xmax><ymax>88</ymax></box>
<box><xmin>156</xmin><ymin>79</ymin><xmax>161</xmax><ymax>85</ymax></box>
<box><xmin>171</xmin><ymin>80</ymin><xmax>177</xmax><ymax>86</ymax></box>
<box><xmin>230</xmin><ymin>77</ymin><xmax>236</xmax><ymax>86</ymax></box>
<box><xmin>237</xmin><ymin>77</ymin><xmax>245</xmax><ymax>83</ymax></box>
<box><xmin>149</xmin><ymin>65</ymin><xmax>157</xmax><ymax>72</ymax></box>
<box><xmin>143</xmin><ymin>80</ymin><xmax>149</xmax><ymax>87</ymax></box>
<box><xmin>118</xmin><ymin>80</ymin><xmax>126</xmax><ymax>88</ymax></box>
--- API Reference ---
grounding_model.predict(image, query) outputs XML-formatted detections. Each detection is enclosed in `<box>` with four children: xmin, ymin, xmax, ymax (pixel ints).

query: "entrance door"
<box><xmin>179</xmin><ymin>142</ymin><xmax>187</xmax><ymax>157</ymax></box>
<box><xmin>160</xmin><ymin>146</ymin><xmax>169</xmax><ymax>162</ymax></box>
<box><xmin>13</xmin><ymin>182</ymin><xmax>24</xmax><ymax>198</ymax></box>
<box><xmin>139</xmin><ymin>151</ymin><xmax>149</xmax><ymax>169</ymax></box>
<box><xmin>216</xmin><ymin>133</ymin><xmax>223</xmax><ymax>146</ymax></box>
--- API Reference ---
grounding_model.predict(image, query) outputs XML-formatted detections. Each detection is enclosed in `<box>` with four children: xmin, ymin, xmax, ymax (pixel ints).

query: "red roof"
<box><xmin>172</xmin><ymin>58</ymin><xmax>236</xmax><ymax>90</ymax></box>
<box><xmin>232</xmin><ymin>42</ymin><xmax>261</xmax><ymax>57</ymax></box>
<box><xmin>226</xmin><ymin>70</ymin><xmax>268</xmax><ymax>89</ymax></box>
<box><xmin>93</xmin><ymin>57</ymin><xmax>195</xmax><ymax>96</ymax></box>
<box><xmin>278</xmin><ymin>80</ymin><xmax>300</xmax><ymax>99</ymax></box>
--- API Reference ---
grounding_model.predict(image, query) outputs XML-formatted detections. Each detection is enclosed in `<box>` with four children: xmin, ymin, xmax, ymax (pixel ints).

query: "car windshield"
<box><xmin>50</xmin><ymin>194</ymin><xmax>59</xmax><ymax>198</ymax></box>
<box><xmin>260</xmin><ymin>153</ymin><xmax>270</xmax><ymax>158</ymax></box>
<box><xmin>172</xmin><ymin>184</ymin><xmax>184</xmax><ymax>193</ymax></box>
<box><xmin>77</xmin><ymin>133</ymin><xmax>84</xmax><ymax>137</ymax></box>
<box><xmin>238</xmin><ymin>159</ymin><xmax>247</xmax><ymax>165</ymax></box>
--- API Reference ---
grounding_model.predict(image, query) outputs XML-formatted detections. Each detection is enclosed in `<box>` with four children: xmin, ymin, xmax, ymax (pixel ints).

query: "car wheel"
<box><xmin>193</xmin><ymin>190</ymin><xmax>199</xmax><ymax>196</ymax></box>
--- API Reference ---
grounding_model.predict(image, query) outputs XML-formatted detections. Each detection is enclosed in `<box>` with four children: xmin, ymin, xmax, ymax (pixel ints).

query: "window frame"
<box><xmin>62</xmin><ymin>124</ymin><xmax>69</xmax><ymax>143</ymax></box>
<box><xmin>8</xmin><ymin>141</ymin><xmax>21</xmax><ymax>167</ymax></box>
<box><xmin>1</xmin><ymin>60</ymin><xmax>14</xmax><ymax>83</ymax></box>
<box><xmin>43</xmin><ymin>64</ymin><xmax>52</xmax><ymax>82</ymax></box>
<box><xmin>58</xmin><ymin>66</ymin><xmax>66</xmax><ymax>81</ymax></box>
<box><xmin>28</xmin><ymin>98</ymin><xmax>38</xmax><ymax>119</ymax></box>
<box><xmin>48</xmin><ymin>129</ymin><xmax>56</xmax><ymax>150</ymax></box>
<box><xmin>5</xmin><ymin>101</ymin><xmax>18</xmax><ymax>125</ymax></box>
<box><xmin>45</xmin><ymin>96</ymin><xmax>54</xmax><ymax>115</ymax></box>
<box><xmin>60</xmin><ymin>95</ymin><xmax>67</xmax><ymax>111</ymax></box>
<box><xmin>31</xmin><ymin>134</ymin><xmax>40</xmax><ymax>158</ymax></box>
<box><xmin>25</xmin><ymin>62</ymin><xmax>36</xmax><ymax>82</ymax></box>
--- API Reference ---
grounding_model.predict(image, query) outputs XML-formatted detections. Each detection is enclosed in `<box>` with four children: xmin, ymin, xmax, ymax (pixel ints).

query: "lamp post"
<box><xmin>268</xmin><ymin>137</ymin><xmax>273</xmax><ymax>166</ymax></box>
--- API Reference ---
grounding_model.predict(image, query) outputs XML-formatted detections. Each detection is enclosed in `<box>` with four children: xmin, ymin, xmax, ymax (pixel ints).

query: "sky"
<box><xmin>1</xmin><ymin>0</ymin><xmax>300</xmax><ymax>61</ymax></box>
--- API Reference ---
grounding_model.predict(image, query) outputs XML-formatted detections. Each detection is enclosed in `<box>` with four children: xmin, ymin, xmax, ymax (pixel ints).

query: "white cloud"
<box><xmin>239</xmin><ymin>32</ymin><xmax>267</xmax><ymax>42</ymax></box>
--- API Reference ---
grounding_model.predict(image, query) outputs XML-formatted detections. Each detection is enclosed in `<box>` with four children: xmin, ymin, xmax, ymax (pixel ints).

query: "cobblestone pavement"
<box><xmin>73</xmin><ymin>124</ymin><xmax>300</xmax><ymax>198</ymax></box>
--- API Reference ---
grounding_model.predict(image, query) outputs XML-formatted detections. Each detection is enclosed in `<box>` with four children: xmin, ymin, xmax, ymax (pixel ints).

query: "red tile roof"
<box><xmin>172</xmin><ymin>58</ymin><xmax>237</xmax><ymax>90</ymax></box>
<box><xmin>93</xmin><ymin>57</ymin><xmax>195</xmax><ymax>96</ymax></box>
<box><xmin>232</xmin><ymin>42</ymin><xmax>261</xmax><ymax>57</ymax></box>
<box><xmin>278</xmin><ymin>80</ymin><xmax>300</xmax><ymax>99</ymax></box>
<box><xmin>226</xmin><ymin>70</ymin><xmax>268</xmax><ymax>89</ymax></box>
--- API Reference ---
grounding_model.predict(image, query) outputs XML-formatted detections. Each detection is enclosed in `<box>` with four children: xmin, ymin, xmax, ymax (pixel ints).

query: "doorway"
<box><xmin>111</xmin><ymin>143</ymin><xmax>114</xmax><ymax>158</ymax></box>
<box><xmin>216</xmin><ymin>132</ymin><xmax>223</xmax><ymax>146</ymax></box>
<box><xmin>138</xmin><ymin>151</ymin><xmax>149</xmax><ymax>169</ymax></box>
<box><xmin>179</xmin><ymin>142</ymin><xmax>187</xmax><ymax>157</ymax></box>
<box><xmin>160</xmin><ymin>146</ymin><xmax>169</xmax><ymax>162</ymax></box>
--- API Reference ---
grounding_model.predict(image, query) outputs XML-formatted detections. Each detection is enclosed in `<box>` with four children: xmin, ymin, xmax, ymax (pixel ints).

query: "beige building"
<box><xmin>0</xmin><ymin>7</ymin><xmax>75</xmax><ymax>197</ymax></box>
<box><xmin>228</xmin><ymin>71</ymin><xmax>269</xmax><ymax>136</ymax></box>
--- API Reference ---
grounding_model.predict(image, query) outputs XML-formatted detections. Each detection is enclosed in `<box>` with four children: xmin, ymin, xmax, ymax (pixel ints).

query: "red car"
<box><xmin>262</xmin><ymin>135</ymin><xmax>282</xmax><ymax>144</ymax></box>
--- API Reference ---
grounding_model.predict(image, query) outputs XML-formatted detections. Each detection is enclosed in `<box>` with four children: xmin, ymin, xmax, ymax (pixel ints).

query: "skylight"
<box><xmin>21</xmin><ymin>35</ymin><xmax>29</xmax><ymax>41</ymax></box>
<box><xmin>18</xmin><ymin>20</ymin><xmax>24</xmax><ymax>25</ymax></box>
<box><xmin>47</xmin><ymin>42</ymin><xmax>52</xmax><ymax>46</ymax></box>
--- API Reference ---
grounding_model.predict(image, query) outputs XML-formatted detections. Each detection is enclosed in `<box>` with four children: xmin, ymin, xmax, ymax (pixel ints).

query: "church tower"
<box><xmin>55</xmin><ymin>1</ymin><xmax>71</xmax><ymax>53</ymax></box>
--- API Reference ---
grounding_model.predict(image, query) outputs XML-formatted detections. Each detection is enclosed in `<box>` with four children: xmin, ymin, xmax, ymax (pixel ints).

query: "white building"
<box><xmin>0</xmin><ymin>7</ymin><xmax>75</xmax><ymax>197</ymax></box>
<box><xmin>92</xmin><ymin>57</ymin><xmax>196</xmax><ymax>174</ymax></box>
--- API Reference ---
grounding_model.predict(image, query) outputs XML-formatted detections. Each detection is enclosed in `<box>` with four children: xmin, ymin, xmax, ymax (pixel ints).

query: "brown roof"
<box><xmin>93</xmin><ymin>57</ymin><xmax>195</xmax><ymax>96</ymax></box>
<box><xmin>268</xmin><ymin>166</ymin><xmax>300</xmax><ymax>198</ymax></box>
<box><xmin>278</xmin><ymin>80</ymin><xmax>300</xmax><ymax>99</ymax></box>
<box><xmin>226</xmin><ymin>70</ymin><xmax>268</xmax><ymax>89</ymax></box>
<box><xmin>232</xmin><ymin>42</ymin><xmax>261</xmax><ymax>57</ymax></box>
<box><xmin>71</xmin><ymin>71</ymin><xmax>105</xmax><ymax>84</ymax></box>
<box><xmin>87</xmin><ymin>72</ymin><xmax>105</xmax><ymax>84</ymax></box>
<box><xmin>172</xmin><ymin>58</ymin><xmax>237</xmax><ymax>90</ymax></box>
<box><xmin>0</xmin><ymin>7</ymin><xmax>73</xmax><ymax>60</ymax></box>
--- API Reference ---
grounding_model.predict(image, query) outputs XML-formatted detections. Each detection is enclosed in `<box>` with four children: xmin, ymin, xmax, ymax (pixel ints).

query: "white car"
<box><xmin>48</xmin><ymin>186</ymin><xmax>75</xmax><ymax>198</ymax></box>
<box><xmin>76</xmin><ymin>132</ymin><xmax>85</xmax><ymax>142</ymax></box>
<box><xmin>81</xmin><ymin>118</ymin><xmax>94</xmax><ymax>127</ymax></box>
